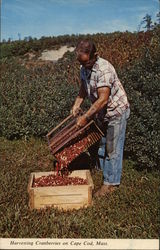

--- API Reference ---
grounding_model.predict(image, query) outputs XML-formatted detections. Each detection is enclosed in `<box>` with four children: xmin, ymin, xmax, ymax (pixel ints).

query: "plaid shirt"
<box><xmin>80</xmin><ymin>56</ymin><xmax>130</xmax><ymax>121</ymax></box>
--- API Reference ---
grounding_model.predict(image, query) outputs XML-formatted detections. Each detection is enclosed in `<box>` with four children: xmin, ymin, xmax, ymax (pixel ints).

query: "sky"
<box><xmin>1</xmin><ymin>0</ymin><xmax>159</xmax><ymax>41</ymax></box>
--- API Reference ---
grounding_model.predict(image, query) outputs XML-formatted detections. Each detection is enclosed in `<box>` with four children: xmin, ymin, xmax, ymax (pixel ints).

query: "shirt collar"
<box><xmin>82</xmin><ymin>56</ymin><xmax>99</xmax><ymax>73</ymax></box>
<box><xmin>91</xmin><ymin>56</ymin><xmax>100</xmax><ymax>72</ymax></box>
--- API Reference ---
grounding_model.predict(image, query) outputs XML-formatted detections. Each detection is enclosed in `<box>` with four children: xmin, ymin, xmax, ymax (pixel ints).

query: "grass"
<box><xmin>0</xmin><ymin>137</ymin><xmax>159</xmax><ymax>238</ymax></box>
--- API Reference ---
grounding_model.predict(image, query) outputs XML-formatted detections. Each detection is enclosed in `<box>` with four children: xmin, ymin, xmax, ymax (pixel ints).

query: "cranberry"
<box><xmin>33</xmin><ymin>174</ymin><xmax>88</xmax><ymax>187</ymax></box>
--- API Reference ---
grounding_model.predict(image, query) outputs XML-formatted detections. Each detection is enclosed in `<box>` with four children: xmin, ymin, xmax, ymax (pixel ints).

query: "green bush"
<box><xmin>0</xmin><ymin>60</ymin><xmax>79</xmax><ymax>139</ymax></box>
<box><xmin>119</xmin><ymin>29</ymin><xmax>160</xmax><ymax>170</ymax></box>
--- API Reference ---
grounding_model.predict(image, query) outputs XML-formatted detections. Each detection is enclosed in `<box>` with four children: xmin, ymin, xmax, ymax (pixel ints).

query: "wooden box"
<box><xmin>28</xmin><ymin>170</ymin><xmax>94</xmax><ymax>210</ymax></box>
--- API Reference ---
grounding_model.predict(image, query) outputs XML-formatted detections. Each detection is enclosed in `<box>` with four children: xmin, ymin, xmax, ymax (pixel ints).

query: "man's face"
<box><xmin>76</xmin><ymin>52</ymin><xmax>96</xmax><ymax>69</ymax></box>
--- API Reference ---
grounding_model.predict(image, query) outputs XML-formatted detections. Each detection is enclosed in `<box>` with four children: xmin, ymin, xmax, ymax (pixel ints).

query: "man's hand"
<box><xmin>76</xmin><ymin>114</ymin><xmax>88</xmax><ymax>128</ymax></box>
<box><xmin>71</xmin><ymin>105</ymin><xmax>82</xmax><ymax>117</ymax></box>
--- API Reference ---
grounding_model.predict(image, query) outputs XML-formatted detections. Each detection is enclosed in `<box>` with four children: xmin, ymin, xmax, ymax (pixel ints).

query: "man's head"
<box><xmin>75</xmin><ymin>39</ymin><xmax>97</xmax><ymax>69</ymax></box>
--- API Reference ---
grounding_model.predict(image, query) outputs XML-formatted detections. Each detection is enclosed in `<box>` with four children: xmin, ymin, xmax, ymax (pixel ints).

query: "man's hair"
<box><xmin>76</xmin><ymin>39</ymin><xmax>96</xmax><ymax>59</ymax></box>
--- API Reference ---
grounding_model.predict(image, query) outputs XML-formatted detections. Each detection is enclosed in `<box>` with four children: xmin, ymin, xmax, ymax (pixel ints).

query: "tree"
<box><xmin>157</xmin><ymin>0</ymin><xmax>160</xmax><ymax>24</ymax></box>
<box><xmin>18</xmin><ymin>33</ymin><xmax>21</xmax><ymax>40</ymax></box>
<box><xmin>156</xmin><ymin>12</ymin><xmax>160</xmax><ymax>25</ymax></box>
<box><xmin>141</xmin><ymin>14</ymin><xmax>153</xmax><ymax>31</ymax></box>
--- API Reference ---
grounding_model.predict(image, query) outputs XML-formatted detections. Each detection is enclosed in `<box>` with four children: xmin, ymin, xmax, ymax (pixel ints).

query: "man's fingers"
<box><xmin>70</xmin><ymin>109</ymin><xmax>73</xmax><ymax>115</ymax></box>
<box><xmin>71</xmin><ymin>107</ymin><xmax>83</xmax><ymax>117</ymax></box>
<box><xmin>73</xmin><ymin>108</ymin><xmax>80</xmax><ymax>116</ymax></box>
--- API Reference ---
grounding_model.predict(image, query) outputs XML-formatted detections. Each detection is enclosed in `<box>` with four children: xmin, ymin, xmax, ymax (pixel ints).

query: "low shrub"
<box><xmin>0</xmin><ymin>60</ymin><xmax>79</xmax><ymax>139</ymax></box>
<box><xmin>119</xmin><ymin>28</ymin><xmax>160</xmax><ymax>169</ymax></box>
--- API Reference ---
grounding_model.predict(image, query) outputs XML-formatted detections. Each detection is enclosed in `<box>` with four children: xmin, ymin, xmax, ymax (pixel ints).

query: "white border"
<box><xmin>0</xmin><ymin>238</ymin><xmax>159</xmax><ymax>250</ymax></box>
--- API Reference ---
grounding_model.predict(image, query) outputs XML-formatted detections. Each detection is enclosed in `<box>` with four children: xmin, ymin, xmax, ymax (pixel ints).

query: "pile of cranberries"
<box><xmin>55</xmin><ymin>137</ymin><xmax>89</xmax><ymax>167</ymax></box>
<box><xmin>32</xmin><ymin>136</ymin><xmax>92</xmax><ymax>187</ymax></box>
<box><xmin>33</xmin><ymin>174</ymin><xmax>88</xmax><ymax>187</ymax></box>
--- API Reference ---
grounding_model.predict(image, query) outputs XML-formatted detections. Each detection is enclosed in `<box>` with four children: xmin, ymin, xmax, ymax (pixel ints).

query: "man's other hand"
<box><xmin>76</xmin><ymin>115</ymin><xmax>88</xmax><ymax>128</ymax></box>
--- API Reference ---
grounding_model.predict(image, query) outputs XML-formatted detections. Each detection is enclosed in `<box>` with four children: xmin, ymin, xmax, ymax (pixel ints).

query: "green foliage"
<box><xmin>0</xmin><ymin>138</ymin><xmax>159</xmax><ymax>238</ymax></box>
<box><xmin>119</xmin><ymin>28</ymin><xmax>160</xmax><ymax>169</ymax></box>
<box><xmin>0</xmin><ymin>34</ymin><xmax>80</xmax><ymax>60</ymax></box>
<box><xmin>0</xmin><ymin>43</ymin><xmax>16</xmax><ymax>58</ymax></box>
<box><xmin>141</xmin><ymin>14</ymin><xmax>153</xmax><ymax>31</ymax></box>
<box><xmin>1</xmin><ymin>31</ymin><xmax>152</xmax><ymax>69</ymax></box>
<box><xmin>0</xmin><ymin>60</ymin><xmax>79</xmax><ymax>139</ymax></box>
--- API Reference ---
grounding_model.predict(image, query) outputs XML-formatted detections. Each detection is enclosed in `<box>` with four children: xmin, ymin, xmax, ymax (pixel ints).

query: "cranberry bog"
<box><xmin>28</xmin><ymin>170</ymin><xmax>94</xmax><ymax>210</ymax></box>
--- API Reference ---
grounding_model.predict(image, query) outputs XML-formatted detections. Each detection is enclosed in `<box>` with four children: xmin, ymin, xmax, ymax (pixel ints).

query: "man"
<box><xmin>71</xmin><ymin>39</ymin><xmax>130</xmax><ymax>197</ymax></box>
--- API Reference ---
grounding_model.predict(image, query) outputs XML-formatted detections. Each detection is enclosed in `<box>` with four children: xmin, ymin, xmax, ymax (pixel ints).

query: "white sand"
<box><xmin>39</xmin><ymin>45</ymin><xmax>75</xmax><ymax>61</ymax></box>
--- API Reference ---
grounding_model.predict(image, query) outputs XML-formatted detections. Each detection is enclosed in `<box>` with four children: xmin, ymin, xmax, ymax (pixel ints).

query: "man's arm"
<box><xmin>77</xmin><ymin>87</ymin><xmax>110</xmax><ymax>127</ymax></box>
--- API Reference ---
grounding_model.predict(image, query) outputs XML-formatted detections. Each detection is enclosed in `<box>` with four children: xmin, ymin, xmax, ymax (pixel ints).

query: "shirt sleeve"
<box><xmin>97</xmin><ymin>69</ymin><xmax>114</xmax><ymax>89</ymax></box>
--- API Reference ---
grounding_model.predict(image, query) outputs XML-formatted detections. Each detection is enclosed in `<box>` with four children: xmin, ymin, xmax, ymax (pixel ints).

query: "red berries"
<box><xmin>33</xmin><ymin>174</ymin><xmax>88</xmax><ymax>187</ymax></box>
<box><xmin>55</xmin><ymin>137</ymin><xmax>88</xmax><ymax>168</ymax></box>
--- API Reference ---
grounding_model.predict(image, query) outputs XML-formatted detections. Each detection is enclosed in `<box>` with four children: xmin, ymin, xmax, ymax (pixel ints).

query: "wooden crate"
<box><xmin>28</xmin><ymin>170</ymin><xmax>94</xmax><ymax>210</ymax></box>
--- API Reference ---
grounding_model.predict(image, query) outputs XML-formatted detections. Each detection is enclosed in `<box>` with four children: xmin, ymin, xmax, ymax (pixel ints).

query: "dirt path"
<box><xmin>39</xmin><ymin>45</ymin><xmax>75</xmax><ymax>61</ymax></box>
